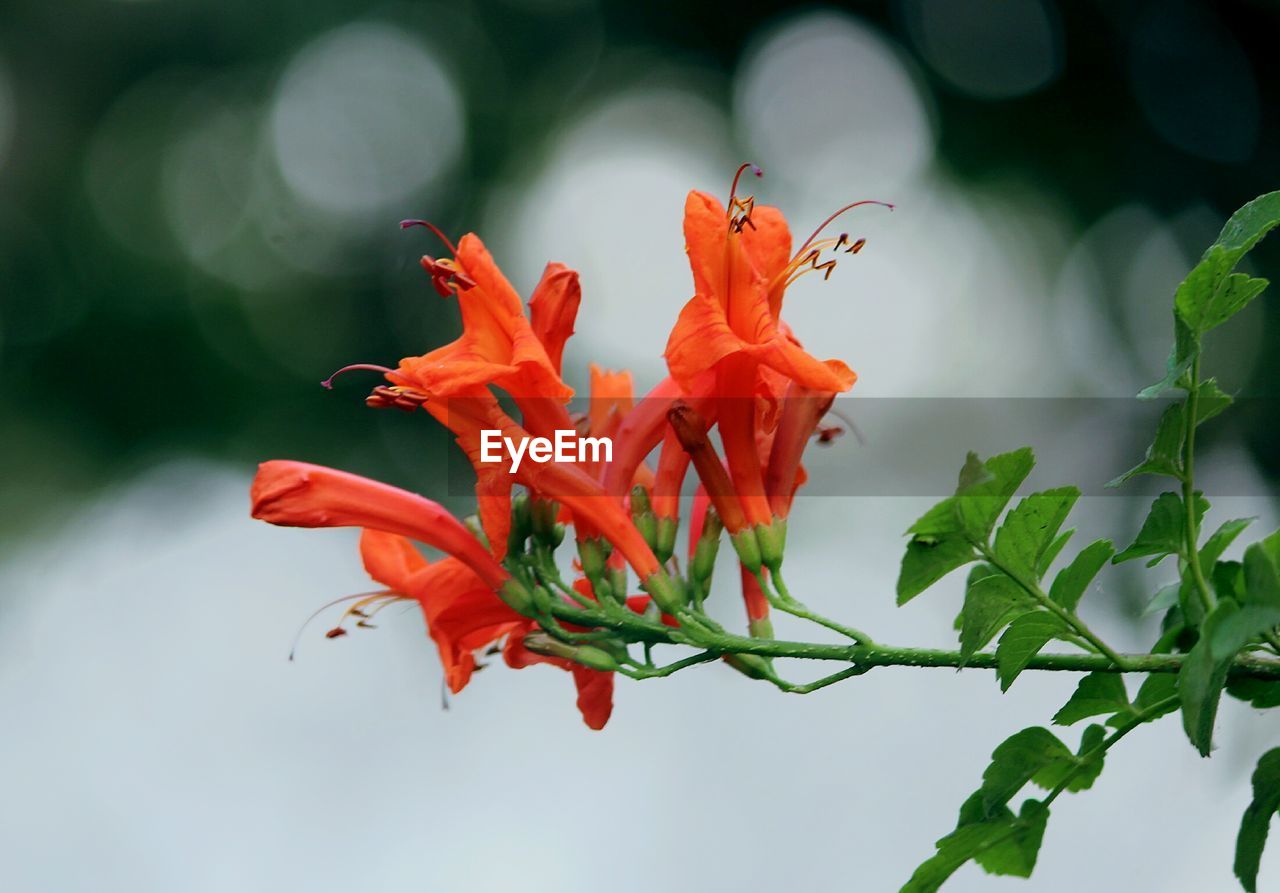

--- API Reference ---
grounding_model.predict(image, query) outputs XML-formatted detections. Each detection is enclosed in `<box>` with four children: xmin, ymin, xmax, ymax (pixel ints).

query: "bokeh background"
<box><xmin>2</xmin><ymin>0</ymin><xmax>1280</xmax><ymax>890</ymax></box>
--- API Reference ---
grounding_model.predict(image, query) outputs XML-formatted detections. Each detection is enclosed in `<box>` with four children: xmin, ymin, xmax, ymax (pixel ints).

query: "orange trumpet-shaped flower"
<box><xmin>664</xmin><ymin>186</ymin><xmax>873</xmax><ymax>396</ymax></box>
<box><xmin>393</xmin><ymin>230</ymin><xmax>575</xmax><ymax>438</ymax></box>
<box><xmin>765</xmin><ymin>382</ymin><xmax>835</xmax><ymax>520</ymax></box>
<box><xmin>250</xmin><ymin>460</ymin><xmax>516</xmax><ymax>595</ymax></box>
<box><xmin>359</xmin><ymin>529</ymin><xmax>525</xmax><ymax>694</ymax></box>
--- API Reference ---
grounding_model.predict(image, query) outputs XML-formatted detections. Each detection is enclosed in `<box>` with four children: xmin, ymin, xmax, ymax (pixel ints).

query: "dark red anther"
<box><xmin>366</xmin><ymin>385</ymin><xmax>428</xmax><ymax>412</ymax></box>
<box><xmin>325</xmin><ymin>627</ymin><xmax>348</xmax><ymax>639</ymax></box>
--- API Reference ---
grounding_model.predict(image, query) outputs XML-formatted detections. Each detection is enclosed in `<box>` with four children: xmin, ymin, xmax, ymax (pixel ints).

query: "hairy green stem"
<box><xmin>979</xmin><ymin>546</ymin><xmax>1132</xmax><ymax>670</ymax></box>
<box><xmin>543</xmin><ymin>599</ymin><xmax>1280</xmax><ymax>679</ymax></box>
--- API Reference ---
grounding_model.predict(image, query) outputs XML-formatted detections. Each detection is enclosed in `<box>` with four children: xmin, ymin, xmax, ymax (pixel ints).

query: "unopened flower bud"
<box><xmin>654</xmin><ymin>516</ymin><xmax>678</xmax><ymax>565</ymax></box>
<box><xmin>508</xmin><ymin>493</ymin><xmax>532</xmax><ymax>554</ymax></box>
<box><xmin>757</xmin><ymin>519</ymin><xmax>787</xmax><ymax>570</ymax></box>
<box><xmin>642</xmin><ymin>570</ymin><xmax>686</xmax><ymax>614</ymax></box>
<box><xmin>521</xmin><ymin>633</ymin><xmax>621</xmax><ymax>672</ymax></box>
<box><xmin>730</xmin><ymin>528</ymin><xmax>762</xmax><ymax>574</ymax></box>
<box><xmin>498</xmin><ymin>579</ymin><xmax>536</xmax><ymax>617</ymax></box>
<box><xmin>724</xmin><ymin>653</ymin><xmax>773</xmax><ymax>681</ymax></box>
<box><xmin>578</xmin><ymin>537</ymin><xmax>608</xmax><ymax>580</ymax></box>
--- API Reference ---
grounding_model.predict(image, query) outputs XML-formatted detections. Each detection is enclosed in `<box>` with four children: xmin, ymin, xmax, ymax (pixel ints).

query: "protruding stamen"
<box><xmin>795</xmin><ymin>200</ymin><xmax>893</xmax><ymax>258</ymax></box>
<box><xmin>727</xmin><ymin>162</ymin><xmax>763</xmax><ymax>211</ymax></box>
<box><xmin>400</xmin><ymin>219</ymin><xmax>460</xmax><ymax>256</ymax></box>
<box><xmin>288</xmin><ymin>589</ymin><xmax>394</xmax><ymax>660</ymax></box>
<box><xmin>321</xmin><ymin>363</ymin><xmax>395</xmax><ymax>390</ymax></box>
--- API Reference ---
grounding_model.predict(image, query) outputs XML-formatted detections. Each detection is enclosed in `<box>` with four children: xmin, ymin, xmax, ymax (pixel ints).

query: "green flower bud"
<box><xmin>724</xmin><ymin>653</ymin><xmax>773</xmax><ymax>680</ymax></box>
<box><xmin>498</xmin><ymin>579</ymin><xmax>536</xmax><ymax>616</ymax></box>
<box><xmin>757</xmin><ymin>518</ymin><xmax>787</xmax><ymax>571</ymax></box>
<box><xmin>642</xmin><ymin>570</ymin><xmax>686</xmax><ymax>614</ymax></box>
<box><xmin>654</xmin><ymin>516</ymin><xmax>678</xmax><ymax>565</ymax></box>
<box><xmin>730</xmin><ymin>528</ymin><xmax>762</xmax><ymax>574</ymax></box>
<box><xmin>508</xmin><ymin>493</ymin><xmax>532</xmax><ymax>554</ymax></box>
<box><xmin>578</xmin><ymin>537</ymin><xmax>608</xmax><ymax>579</ymax></box>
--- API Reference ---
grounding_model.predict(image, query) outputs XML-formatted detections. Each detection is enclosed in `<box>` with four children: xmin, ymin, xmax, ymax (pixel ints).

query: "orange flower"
<box><xmin>393</xmin><ymin>227</ymin><xmax>575</xmax><ymax>437</ymax></box>
<box><xmin>251</xmin><ymin>460</ymin><xmax>518</xmax><ymax>597</ymax></box>
<box><xmin>664</xmin><ymin>180</ymin><xmax>880</xmax><ymax>396</ymax></box>
<box><xmin>764</xmin><ymin>382</ymin><xmax>834</xmax><ymax>520</ymax></box>
<box><xmin>359</xmin><ymin>529</ymin><xmax>525</xmax><ymax>694</ymax></box>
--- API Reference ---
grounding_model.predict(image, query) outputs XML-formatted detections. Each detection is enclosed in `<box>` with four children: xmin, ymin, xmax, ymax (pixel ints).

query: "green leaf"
<box><xmin>1108</xmin><ymin>402</ymin><xmax>1184</xmax><ymax>487</ymax></box>
<box><xmin>1053</xmin><ymin>672</ymin><xmax>1130</xmax><ymax>725</ymax></box>
<box><xmin>1032</xmin><ymin>723</ymin><xmax>1107</xmax><ymax>793</ymax></box>
<box><xmin>1244</xmin><ymin>531</ymin><xmax>1280</xmax><ymax>609</ymax></box>
<box><xmin>1235</xmin><ymin>748</ymin><xmax>1280</xmax><ymax>893</ymax></box>
<box><xmin>960</xmin><ymin>572</ymin><xmax>1033</xmax><ymax>658</ymax></box>
<box><xmin>1175</xmin><ymin>191</ymin><xmax>1280</xmax><ymax>336</ymax></box>
<box><xmin>992</xmin><ymin>487</ymin><xmax>1079</xmax><ymax>581</ymax></box>
<box><xmin>1180</xmin><ymin>600</ymin><xmax>1280</xmax><ymax>755</ymax></box>
<box><xmin>997</xmin><ymin>612</ymin><xmax>1068</xmax><ymax>691</ymax></box>
<box><xmin>901</xmin><ymin>799</ymin><xmax>1049</xmax><ymax>893</ymax></box>
<box><xmin>1201</xmin><ymin>517</ymin><xmax>1255</xmax><ymax>568</ymax></box>
<box><xmin>1113</xmin><ymin>492</ymin><xmax>1208</xmax><ymax>567</ymax></box>
<box><xmin>1049</xmin><ymin>540</ymin><xmax>1114</xmax><ymax>611</ymax></box>
<box><xmin>980</xmin><ymin>727</ymin><xmax>1074</xmax><ymax>812</ymax></box>
<box><xmin>905</xmin><ymin>496</ymin><xmax>962</xmax><ymax>538</ymax></box>
<box><xmin>1226</xmin><ymin>677</ymin><xmax>1280</xmax><ymax>709</ymax></box>
<box><xmin>897</xmin><ymin>535</ymin><xmax>976</xmax><ymax>605</ymax></box>
<box><xmin>954</xmin><ymin>448</ymin><xmax>1035</xmax><ymax>543</ymax></box>
<box><xmin>1036</xmin><ymin>528</ymin><xmax>1075</xmax><ymax>578</ymax></box>
<box><xmin>1181</xmin><ymin>270</ymin><xmax>1269</xmax><ymax>334</ymax></box>
<box><xmin>1138</xmin><ymin>314</ymin><xmax>1198</xmax><ymax>400</ymax></box>
<box><xmin>1142</xmin><ymin>583</ymin><xmax>1181</xmax><ymax>617</ymax></box>
<box><xmin>1131</xmin><ymin>673</ymin><xmax>1179</xmax><ymax>718</ymax></box>
<box><xmin>1196</xmin><ymin>378</ymin><xmax>1234</xmax><ymax>426</ymax></box>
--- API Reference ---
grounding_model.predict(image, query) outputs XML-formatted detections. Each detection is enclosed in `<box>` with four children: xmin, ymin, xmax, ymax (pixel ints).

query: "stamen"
<box><xmin>795</xmin><ymin>200</ymin><xmax>893</xmax><ymax>258</ymax></box>
<box><xmin>321</xmin><ymin>363</ymin><xmax>395</xmax><ymax>390</ymax></box>
<box><xmin>400</xmin><ymin>219</ymin><xmax>460</xmax><ymax>256</ymax></box>
<box><xmin>287</xmin><ymin>589</ymin><xmax>397</xmax><ymax>660</ymax></box>
<box><xmin>727</xmin><ymin>163</ymin><xmax>763</xmax><ymax>212</ymax></box>
<box><xmin>367</xmin><ymin>385</ymin><xmax>429</xmax><ymax>412</ymax></box>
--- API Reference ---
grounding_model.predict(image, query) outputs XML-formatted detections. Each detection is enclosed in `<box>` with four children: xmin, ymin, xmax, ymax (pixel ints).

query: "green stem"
<box><xmin>541</xmin><ymin>600</ymin><xmax>1280</xmax><ymax>678</ymax></box>
<box><xmin>762</xmin><ymin>570</ymin><xmax>876</xmax><ymax>645</ymax></box>
<box><xmin>1181</xmin><ymin>353</ymin><xmax>1216</xmax><ymax>616</ymax></box>
<box><xmin>1041</xmin><ymin>694</ymin><xmax>1181</xmax><ymax>809</ymax></box>
<box><xmin>979</xmin><ymin>546</ymin><xmax>1131</xmax><ymax>670</ymax></box>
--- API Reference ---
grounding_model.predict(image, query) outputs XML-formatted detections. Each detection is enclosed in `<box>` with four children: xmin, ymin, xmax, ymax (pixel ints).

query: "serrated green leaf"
<box><xmin>1226</xmin><ymin>677</ymin><xmax>1280</xmax><ymax>709</ymax></box>
<box><xmin>1143</xmin><ymin>583</ymin><xmax>1181</xmax><ymax>617</ymax></box>
<box><xmin>960</xmin><ymin>572</ymin><xmax>1033</xmax><ymax>658</ymax></box>
<box><xmin>905</xmin><ymin>496</ymin><xmax>962</xmax><ymax>538</ymax></box>
<box><xmin>1132</xmin><ymin>673</ymin><xmax>1179</xmax><ymax>717</ymax></box>
<box><xmin>1053</xmin><ymin>672</ymin><xmax>1130</xmax><ymax>725</ymax></box>
<box><xmin>897</xmin><ymin>535</ymin><xmax>976</xmax><ymax>605</ymax></box>
<box><xmin>1201</xmin><ymin>517</ymin><xmax>1255</xmax><ymax>568</ymax></box>
<box><xmin>1036</xmin><ymin>528</ymin><xmax>1074</xmax><ymax>578</ymax></box>
<box><xmin>997</xmin><ymin>612</ymin><xmax>1068</xmax><ymax>691</ymax></box>
<box><xmin>993</xmin><ymin>487</ymin><xmax>1079</xmax><ymax>582</ymax></box>
<box><xmin>1108</xmin><ymin>402</ymin><xmax>1184</xmax><ymax>487</ymax></box>
<box><xmin>954</xmin><ymin>448</ymin><xmax>1035</xmax><ymax>544</ymax></box>
<box><xmin>901</xmin><ymin>800</ymin><xmax>1049</xmax><ymax>893</ymax></box>
<box><xmin>1214</xmin><ymin>560</ymin><xmax>1246</xmax><ymax>604</ymax></box>
<box><xmin>1049</xmin><ymin>539</ymin><xmax>1114</xmax><ymax>611</ymax></box>
<box><xmin>1196</xmin><ymin>378</ymin><xmax>1234</xmax><ymax>426</ymax></box>
<box><xmin>1138</xmin><ymin>314</ymin><xmax>1198</xmax><ymax>400</ymax></box>
<box><xmin>1181</xmin><ymin>270</ymin><xmax>1269</xmax><ymax>334</ymax></box>
<box><xmin>1244</xmin><ymin>531</ymin><xmax>1280</xmax><ymax>609</ymax></box>
<box><xmin>1235</xmin><ymin>748</ymin><xmax>1280</xmax><ymax>893</ymax></box>
<box><xmin>1032</xmin><ymin>723</ymin><xmax>1107</xmax><ymax>793</ymax></box>
<box><xmin>1113</xmin><ymin>492</ymin><xmax>1208</xmax><ymax>566</ymax></box>
<box><xmin>980</xmin><ymin>727</ymin><xmax>1073</xmax><ymax>812</ymax></box>
<box><xmin>1175</xmin><ymin>191</ymin><xmax>1280</xmax><ymax>337</ymax></box>
<box><xmin>1180</xmin><ymin>600</ymin><xmax>1280</xmax><ymax>756</ymax></box>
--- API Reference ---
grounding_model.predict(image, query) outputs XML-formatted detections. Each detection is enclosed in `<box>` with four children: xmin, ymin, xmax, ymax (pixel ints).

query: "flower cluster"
<box><xmin>251</xmin><ymin>166</ymin><xmax>888</xmax><ymax>728</ymax></box>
